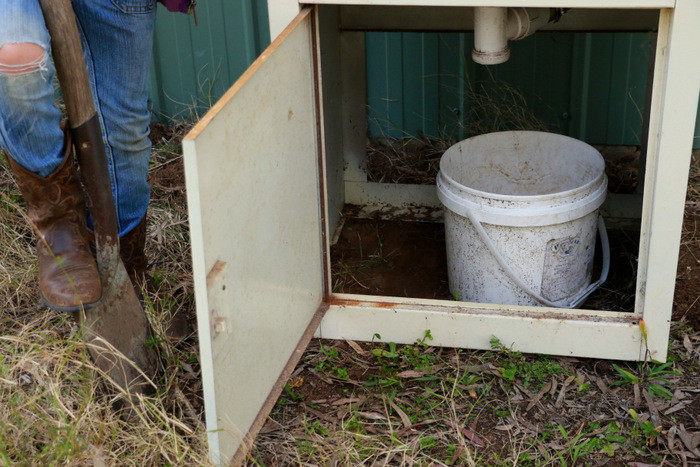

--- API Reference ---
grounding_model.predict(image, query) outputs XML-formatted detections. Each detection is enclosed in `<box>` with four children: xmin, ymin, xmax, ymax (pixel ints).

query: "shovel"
<box><xmin>39</xmin><ymin>0</ymin><xmax>159</xmax><ymax>400</ymax></box>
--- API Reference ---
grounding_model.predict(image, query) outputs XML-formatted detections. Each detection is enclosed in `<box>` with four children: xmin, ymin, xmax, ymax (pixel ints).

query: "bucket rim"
<box><xmin>437</xmin><ymin>171</ymin><xmax>607</xmax><ymax>226</ymax></box>
<box><xmin>438</xmin><ymin>130</ymin><xmax>605</xmax><ymax>202</ymax></box>
<box><xmin>438</xmin><ymin>168</ymin><xmax>607</xmax><ymax>204</ymax></box>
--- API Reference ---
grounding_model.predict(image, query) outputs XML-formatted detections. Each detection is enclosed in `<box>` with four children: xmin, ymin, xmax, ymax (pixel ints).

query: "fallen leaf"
<box><xmin>595</xmin><ymin>376</ymin><xmax>609</xmax><ymax>394</ymax></box>
<box><xmin>388</xmin><ymin>398</ymin><xmax>412</xmax><ymax>429</ymax></box>
<box><xmin>444</xmin><ymin>420</ymin><xmax>485</xmax><ymax>447</ymax></box>
<box><xmin>358</xmin><ymin>411</ymin><xmax>387</xmax><ymax>421</ymax></box>
<box><xmin>345</xmin><ymin>339</ymin><xmax>367</xmax><ymax>356</ymax></box>
<box><xmin>664</xmin><ymin>400</ymin><xmax>691</xmax><ymax>416</ymax></box>
<box><xmin>289</xmin><ymin>376</ymin><xmax>304</xmax><ymax>388</ymax></box>
<box><xmin>495</xmin><ymin>424</ymin><xmax>514</xmax><ymax>431</ymax></box>
<box><xmin>643</xmin><ymin>390</ymin><xmax>661</xmax><ymax>426</ymax></box>
<box><xmin>682</xmin><ymin>333</ymin><xmax>693</xmax><ymax>354</ymax></box>
<box><xmin>526</xmin><ymin>381</ymin><xmax>552</xmax><ymax>412</ymax></box>
<box><xmin>555</xmin><ymin>375</ymin><xmax>575</xmax><ymax>408</ymax></box>
<box><xmin>396</xmin><ymin>370</ymin><xmax>426</xmax><ymax>378</ymax></box>
<box><xmin>678</xmin><ymin>425</ymin><xmax>700</xmax><ymax>453</ymax></box>
<box><xmin>330</xmin><ymin>397</ymin><xmax>362</xmax><ymax>406</ymax></box>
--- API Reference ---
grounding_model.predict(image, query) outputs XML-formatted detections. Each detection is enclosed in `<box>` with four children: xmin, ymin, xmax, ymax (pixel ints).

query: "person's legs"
<box><xmin>72</xmin><ymin>0</ymin><xmax>157</xmax><ymax>237</ymax></box>
<box><xmin>0</xmin><ymin>1</ymin><xmax>64</xmax><ymax>176</ymax></box>
<box><xmin>0</xmin><ymin>1</ymin><xmax>101</xmax><ymax>311</ymax></box>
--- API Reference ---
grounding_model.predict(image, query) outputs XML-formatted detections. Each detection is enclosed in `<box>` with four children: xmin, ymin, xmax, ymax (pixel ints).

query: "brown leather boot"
<box><xmin>6</xmin><ymin>132</ymin><xmax>101</xmax><ymax>311</ymax></box>
<box><xmin>120</xmin><ymin>216</ymin><xmax>188</xmax><ymax>343</ymax></box>
<box><xmin>119</xmin><ymin>215</ymin><xmax>148</xmax><ymax>284</ymax></box>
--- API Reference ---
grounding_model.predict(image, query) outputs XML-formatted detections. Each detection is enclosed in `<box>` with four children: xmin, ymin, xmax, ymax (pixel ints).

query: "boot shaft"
<box><xmin>6</xmin><ymin>131</ymin><xmax>88</xmax><ymax>232</ymax></box>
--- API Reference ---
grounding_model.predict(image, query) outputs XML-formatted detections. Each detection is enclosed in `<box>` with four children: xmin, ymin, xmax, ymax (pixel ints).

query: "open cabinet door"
<box><xmin>183</xmin><ymin>8</ymin><xmax>325</xmax><ymax>465</ymax></box>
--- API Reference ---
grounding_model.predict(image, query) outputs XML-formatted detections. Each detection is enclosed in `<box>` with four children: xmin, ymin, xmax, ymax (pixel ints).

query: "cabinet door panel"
<box><xmin>183</xmin><ymin>8</ymin><xmax>323</xmax><ymax>464</ymax></box>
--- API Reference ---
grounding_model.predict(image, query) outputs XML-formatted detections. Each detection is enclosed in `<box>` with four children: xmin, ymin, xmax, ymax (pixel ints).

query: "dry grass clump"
<box><xmin>461</xmin><ymin>79</ymin><xmax>550</xmax><ymax>137</ymax></box>
<box><xmin>0</xmin><ymin>126</ymin><xmax>209</xmax><ymax>464</ymax></box>
<box><xmin>367</xmin><ymin>78</ymin><xmax>552</xmax><ymax>186</ymax></box>
<box><xmin>367</xmin><ymin>137</ymin><xmax>453</xmax><ymax>185</ymax></box>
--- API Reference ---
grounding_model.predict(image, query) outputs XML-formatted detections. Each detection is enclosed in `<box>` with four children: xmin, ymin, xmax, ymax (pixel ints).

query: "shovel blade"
<box><xmin>81</xmin><ymin>242</ymin><xmax>159</xmax><ymax>397</ymax></box>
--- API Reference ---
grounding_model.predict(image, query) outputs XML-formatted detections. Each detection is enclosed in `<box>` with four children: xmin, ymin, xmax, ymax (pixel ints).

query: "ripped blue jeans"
<box><xmin>0</xmin><ymin>0</ymin><xmax>157</xmax><ymax>236</ymax></box>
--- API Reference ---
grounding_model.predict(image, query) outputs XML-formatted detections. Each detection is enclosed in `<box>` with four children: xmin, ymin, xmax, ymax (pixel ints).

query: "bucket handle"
<box><xmin>465</xmin><ymin>210</ymin><xmax>610</xmax><ymax>309</ymax></box>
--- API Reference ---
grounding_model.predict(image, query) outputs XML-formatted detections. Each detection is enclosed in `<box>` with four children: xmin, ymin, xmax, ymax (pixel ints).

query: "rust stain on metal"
<box><xmin>329</xmin><ymin>295</ymin><xmax>638</xmax><ymax>324</ymax></box>
<box><xmin>330</xmin><ymin>297</ymin><xmax>396</xmax><ymax>309</ymax></box>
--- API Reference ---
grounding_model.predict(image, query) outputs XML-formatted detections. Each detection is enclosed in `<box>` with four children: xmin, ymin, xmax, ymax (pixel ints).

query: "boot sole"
<box><xmin>40</xmin><ymin>291</ymin><xmax>103</xmax><ymax>313</ymax></box>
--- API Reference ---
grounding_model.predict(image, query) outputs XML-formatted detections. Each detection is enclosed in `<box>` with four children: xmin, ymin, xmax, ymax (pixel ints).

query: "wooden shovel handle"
<box><xmin>39</xmin><ymin>0</ymin><xmax>95</xmax><ymax>128</ymax></box>
<box><xmin>39</xmin><ymin>0</ymin><xmax>121</xmax><ymax>249</ymax></box>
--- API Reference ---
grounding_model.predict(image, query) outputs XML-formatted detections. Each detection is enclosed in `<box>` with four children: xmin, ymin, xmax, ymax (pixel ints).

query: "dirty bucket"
<box><xmin>436</xmin><ymin>131</ymin><xmax>609</xmax><ymax>308</ymax></box>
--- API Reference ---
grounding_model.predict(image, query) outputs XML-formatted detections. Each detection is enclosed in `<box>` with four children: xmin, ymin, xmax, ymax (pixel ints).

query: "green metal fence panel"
<box><xmin>366</xmin><ymin>31</ymin><xmax>667</xmax><ymax>147</ymax></box>
<box><xmin>149</xmin><ymin>0</ymin><xmax>270</xmax><ymax>123</ymax></box>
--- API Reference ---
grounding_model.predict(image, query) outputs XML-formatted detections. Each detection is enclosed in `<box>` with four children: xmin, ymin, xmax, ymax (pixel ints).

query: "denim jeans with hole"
<box><xmin>0</xmin><ymin>0</ymin><xmax>157</xmax><ymax>236</ymax></box>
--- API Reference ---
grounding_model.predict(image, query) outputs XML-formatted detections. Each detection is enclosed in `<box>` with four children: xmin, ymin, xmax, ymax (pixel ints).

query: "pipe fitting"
<box><xmin>472</xmin><ymin>7</ymin><xmax>555</xmax><ymax>65</ymax></box>
<box><xmin>472</xmin><ymin>7</ymin><xmax>510</xmax><ymax>65</ymax></box>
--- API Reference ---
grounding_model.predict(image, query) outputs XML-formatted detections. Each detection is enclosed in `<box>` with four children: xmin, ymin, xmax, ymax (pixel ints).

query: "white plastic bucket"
<box><xmin>436</xmin><ymin>131</ymin><xmax>609</xmax><ymax>308</ymax></box>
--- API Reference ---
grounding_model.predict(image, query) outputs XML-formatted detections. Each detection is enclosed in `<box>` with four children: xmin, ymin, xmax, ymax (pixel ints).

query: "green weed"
<box><xmin>612</xmin><ymin>361</ymin><xmax>681</xmax><ymax>399</ymax></box>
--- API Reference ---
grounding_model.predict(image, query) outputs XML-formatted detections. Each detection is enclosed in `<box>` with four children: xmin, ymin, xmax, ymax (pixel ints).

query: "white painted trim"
<box><xmin>636</xmin><ymin>0</ymin><xmax>700</xmax><ymax>362</ymax></box>
<box><xmin>182</xmin><ymin>137</ymin><xmax>222</xmax><ymax>465</ymax></box>
<box><xmin>317</xmin><ymin>295</ymin><xmax>644</xmax><ymax>360</ymax></box>
<box><xmin>345</xmin><ymin>180</ymin><xmax>642</xmax><ymax>221</ymax></box>
<box><xmin>268</xmin><ymin>0</ymin><xmax>302</xmax><ymax>39</ymax></box>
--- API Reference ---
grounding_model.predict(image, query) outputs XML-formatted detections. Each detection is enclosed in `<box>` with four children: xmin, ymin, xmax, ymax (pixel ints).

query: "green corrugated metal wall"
<box><xmin>367</xmin><ymin>32</ymin><xmax>654</xmax><ymax>145</ymax></box>
<box><xmin>149</xmin><ymin>1</ymin><xmax>270</xmax><ymax>123</ymax></box>
<box><xmin>367</xmin><ymin>30</ymin><xmax>700</xmax><ymax>147</ymax></box>
<box><xmin>148</xmin><ymin>7</ymin><xmax>700</xmax><ymax>147</ymax></box>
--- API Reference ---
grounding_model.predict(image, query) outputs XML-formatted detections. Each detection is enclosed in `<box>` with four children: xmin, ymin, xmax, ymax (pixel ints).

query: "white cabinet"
<box><xmin>184</xmin><ymin>1</ymin><xmax>700</xmax><ymax>464</ymax></box>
